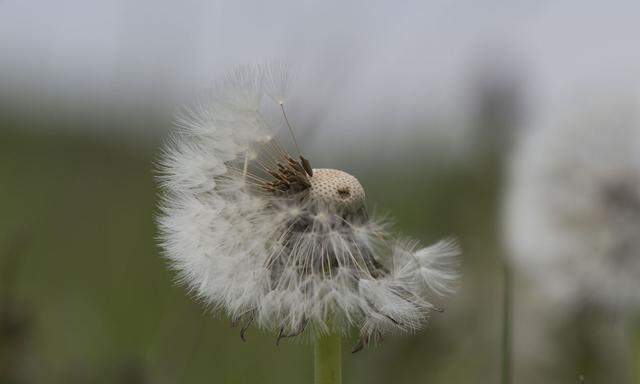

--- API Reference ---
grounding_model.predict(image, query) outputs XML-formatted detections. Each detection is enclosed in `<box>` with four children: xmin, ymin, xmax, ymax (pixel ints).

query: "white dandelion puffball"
<box><xmin>157</xmin><ymin>65</ymin><xmax>460</xmax><ymax>349</ymax></box>
<box><xmin>504</xmin><ymin>98</ymin><xmax>640</xmax><ymax>311</ymax></box>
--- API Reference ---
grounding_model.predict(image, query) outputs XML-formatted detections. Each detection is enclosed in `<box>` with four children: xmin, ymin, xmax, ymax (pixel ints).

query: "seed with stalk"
<box><xmin>157</xmin><ymin>64</ymin><xmax>461</xmax><ymax>383</ymax></box>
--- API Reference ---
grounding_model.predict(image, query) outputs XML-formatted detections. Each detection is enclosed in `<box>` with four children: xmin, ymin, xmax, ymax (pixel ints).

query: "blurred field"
<box><xmin>0</xmin><ymin>111</ymin><xmax>508</xmax><ymax>384</ymax></box>
<box><xmin>0</xmin><ymin>116</ymin><xmax>629</xmax><ymax>383</ymax></box>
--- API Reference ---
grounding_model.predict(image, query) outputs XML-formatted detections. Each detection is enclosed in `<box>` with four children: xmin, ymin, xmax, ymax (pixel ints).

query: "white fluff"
<box><xmin>504</xmin><ymin>97</ymin><xmax>640</xmax><ymax>311</ymax></box>
<box><xmin>157</xmin><ymin>65</ymin><xmax>461</xmax><ymax>346</ymax></box>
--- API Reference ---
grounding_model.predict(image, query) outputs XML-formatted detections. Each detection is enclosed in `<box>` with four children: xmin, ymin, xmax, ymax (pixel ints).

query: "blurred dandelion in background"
<box><xmin>156</xmin><ymin>64</ymin><xmax>461</xmax><ymax>383</ymax></box>
<box><xmin>504</xmin><ymin>96</ymin><xmax>640</xmax><ymax>383</ymax></box>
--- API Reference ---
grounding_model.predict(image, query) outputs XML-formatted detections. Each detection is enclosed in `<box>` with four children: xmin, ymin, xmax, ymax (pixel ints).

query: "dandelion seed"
<box><xmin>156</xmin><ymin>64</ymin><xmax>461</xmax><ymax>352</ymax></box>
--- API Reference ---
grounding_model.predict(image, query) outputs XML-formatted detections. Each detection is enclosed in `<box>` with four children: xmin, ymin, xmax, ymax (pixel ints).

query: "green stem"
<box><xmin>633</xmin><ymin>319</ymin><xmax>640</xmax><ymax>384</ymax></box>
<box><xmin>501</xmin><ymin>262</ymin><xmax>512</xmax><ymax>384</ymax></box>
<box><xmin>314</xmin><ymin>333</ymin><xmax>342</xmax><ymax>384</ymax></box>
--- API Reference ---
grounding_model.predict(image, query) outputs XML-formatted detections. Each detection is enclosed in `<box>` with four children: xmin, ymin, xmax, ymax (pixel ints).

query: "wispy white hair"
<box><xmin>156</xmin><ymin>64</ymin><xmax>461</xmax><ymax>348</ymax></box>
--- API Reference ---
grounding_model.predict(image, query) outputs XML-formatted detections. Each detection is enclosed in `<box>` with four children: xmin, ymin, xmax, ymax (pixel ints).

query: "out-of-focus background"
<box><xmin>2</xmin><ymin>1</ymin><xmax>640</xmax><ymax>383</ymax></box>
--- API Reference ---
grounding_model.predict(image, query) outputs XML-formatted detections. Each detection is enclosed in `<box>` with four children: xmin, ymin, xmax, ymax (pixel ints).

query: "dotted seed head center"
<box><xmin>308</xmin><ymin>168</ymin><xmax>366</xmax><ymax>209</ymax></box>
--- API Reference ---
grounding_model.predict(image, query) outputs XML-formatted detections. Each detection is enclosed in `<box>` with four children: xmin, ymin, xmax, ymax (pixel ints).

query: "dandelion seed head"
<box><xmin>505</xmin><ymin>97</ymin><xmax>640</xmax><ymax>312</ymax></box>
<box><xmin>156</xmin><ymin>64</ymin><xmax>461</xmax><ymax>347</ymax></box>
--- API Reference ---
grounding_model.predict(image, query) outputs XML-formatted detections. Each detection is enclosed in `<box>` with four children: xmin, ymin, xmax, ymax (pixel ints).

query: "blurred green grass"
<box><xmin>0</xmin><ymin>127</ymin><xmax>504</xmax><ymax>383</ymax></box>
<box><xmin>0</xmin><ymin>124</ymin><xmax>624</xmax><ymax>383</ymax></box>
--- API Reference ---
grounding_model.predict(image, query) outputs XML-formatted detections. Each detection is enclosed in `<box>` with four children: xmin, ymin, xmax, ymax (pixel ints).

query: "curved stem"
<box><xmin>314</xmin><ymin>333</ymin><xmax>342</xmax><ymax>384</ymax></box>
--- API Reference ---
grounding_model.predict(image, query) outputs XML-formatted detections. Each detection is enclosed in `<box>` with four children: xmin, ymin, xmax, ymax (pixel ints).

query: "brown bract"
<box><xmin>258</xmin><ymin>154</ymin><xmax>312</xmax><ymax>195</ymax></box>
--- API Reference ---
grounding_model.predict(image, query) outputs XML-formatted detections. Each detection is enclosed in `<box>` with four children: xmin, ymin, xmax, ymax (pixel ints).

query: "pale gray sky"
<box><xmin>1</xmin><ymin>0</ymin><xmax>640</xmax><ymax>145</ymax></box>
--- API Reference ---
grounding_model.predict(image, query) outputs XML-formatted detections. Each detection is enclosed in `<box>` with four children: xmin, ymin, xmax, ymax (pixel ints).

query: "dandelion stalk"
<box><xmin>501</xmin><ymin>261</ymin><xmax>512</xmax><ymax>384</ymax></box>
<box><xmin>633</xmin><ymin>317</ymin><xmax>640</xmax><ymax>384</ymax></box>
<box><xmin>314</xmin><ymin>333</ymin><xmax>341</xmax><ymax>384</ymax></box>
